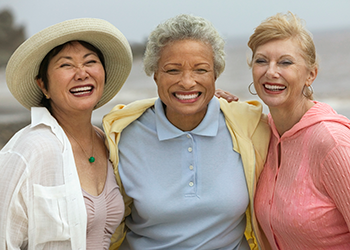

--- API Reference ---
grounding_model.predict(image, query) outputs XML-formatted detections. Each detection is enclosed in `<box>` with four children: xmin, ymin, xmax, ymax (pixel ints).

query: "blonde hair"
<box><xmin>247</xmin><ymin>12</ymin><xmax>318</xmax><ymax>99</ymax></box>
<box><xmin>248</xmin><ymin>12</ymin><xmax>318</xmax><ymax>70</ymax></box>
<box><xmin>143</xmin><ymin>14</ymin><xmax>225</xmax><ymax>78</ymax></box>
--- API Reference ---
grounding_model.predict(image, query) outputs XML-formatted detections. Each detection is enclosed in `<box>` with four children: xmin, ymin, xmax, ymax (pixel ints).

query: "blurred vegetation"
<box><xmin>130</xmin><ymin>41</ymin><xmax>146</xmax><ymax>59</ymax></box>
<box><xmin>0</xmin><ymin>9</ymin><xmax>25</xmax><ymax>67</ymax></box>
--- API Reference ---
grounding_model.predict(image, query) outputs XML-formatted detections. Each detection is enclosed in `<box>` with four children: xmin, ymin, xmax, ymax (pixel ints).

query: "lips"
<box><xmin>263</xmin><ymin>83</ymin><xmax>286</xmax><ymax>91</ymax></box>
<box><xmin>175</xmin><ymin>92</ymin><xmax>200</xmax><ymax>100</ymax></box>
<box><xmin>70</xmin><ymin>86</ymin><xmax>94</xmax><ymax>96</ymax></box>
<box><xmin>174</xmin><ymin>92</ymin><xmax>202</xmax><ymax>102</ymax></box>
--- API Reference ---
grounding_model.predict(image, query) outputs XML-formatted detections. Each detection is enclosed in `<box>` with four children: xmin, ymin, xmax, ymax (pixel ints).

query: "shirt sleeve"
<box><xmin>0</xmin><ymin>151</ymin><xmax>29</xmax><ymax>249</ymax></box>
<box><xmin>322</xmin><ymin>143</ymin><xmax>350</xmax><ymax>230</ymax></box>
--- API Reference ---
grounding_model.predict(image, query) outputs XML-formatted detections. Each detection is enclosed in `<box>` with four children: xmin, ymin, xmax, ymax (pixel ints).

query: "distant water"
<box><xmin>216</xmin><ymin>28</ymin><xmax>350</xmax><ymax>118</ymax></box>
<box><xmin>1</xmin><ymin>28</ymin><xmax>350</xmax><ymax>125</ymax></box>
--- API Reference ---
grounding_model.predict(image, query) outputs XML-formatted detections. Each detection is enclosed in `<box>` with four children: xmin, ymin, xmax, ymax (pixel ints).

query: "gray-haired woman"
<box><xmin>104</xmin><ymin>14</ymin><xmax>270</xmax><ymax>250</ymax></box>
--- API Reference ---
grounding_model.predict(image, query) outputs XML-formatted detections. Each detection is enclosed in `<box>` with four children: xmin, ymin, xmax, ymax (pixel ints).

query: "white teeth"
<box><xmin>175</xmin><ymin>93</ymin><xmax>199</xmax><ymax>100</ymax></box>
<box><xmin>70</xmin><ymin>86</ymin><xmax>93</xmax><ymax>93</ymax></box>
<box><xmin>264</xmin><ymin>84</ymin><xmax>286</xmax><ymax>90</ymax></box>
<box><xmin>73</xmin><ymin>91</ymin><xmax>89</xmax><ymax>96</ymax></box>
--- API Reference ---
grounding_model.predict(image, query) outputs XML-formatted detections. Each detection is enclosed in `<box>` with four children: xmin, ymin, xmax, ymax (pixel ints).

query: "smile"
<box><xmin>264</xmin><ymin>84</ymin><xmax>286</xmax><ymax>91</ymax></box>
<box><xmin>70</xmin><ymin>86</ymin><xmax>94</xmax><ymax>95</ymax></box>
<box><xmin>174</xmin><ymin>92</ymin><xmax>201</xmax><ymax>100</ymax></box>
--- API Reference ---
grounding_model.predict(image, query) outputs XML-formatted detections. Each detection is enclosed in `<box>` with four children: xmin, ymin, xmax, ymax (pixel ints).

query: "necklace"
<box><xmin>64</xmin><ymin>127</ymin><xmax>96</xmax><ymax>163</ymax></box>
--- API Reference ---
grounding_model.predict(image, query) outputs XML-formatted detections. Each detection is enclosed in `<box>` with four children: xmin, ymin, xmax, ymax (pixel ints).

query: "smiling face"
<box><xmin>153</xmin><ymin>39</ymin><xmax>216</xmax><ymax>130</ymax></box>
<box><xmin>252</xmin><ymin>38</ymin><xmax>317</xmax><ymax>112</ymax></box>
<box><xmin>37</xmin><ymin>41</ymin><xmax>105</xmax><ymax>117</ymax></box>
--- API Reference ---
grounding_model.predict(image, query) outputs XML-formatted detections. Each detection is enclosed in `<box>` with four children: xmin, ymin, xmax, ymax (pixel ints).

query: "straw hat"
<box><xmin>6</xmin><ymin>18</ymin><xmax>133</xmax><ymax>110</ymax></box>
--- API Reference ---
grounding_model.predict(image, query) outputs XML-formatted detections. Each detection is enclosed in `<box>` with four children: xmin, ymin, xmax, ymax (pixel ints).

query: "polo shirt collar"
<box><xmin>155</xmin><ymin>97</ymin><xmax>220</xmax><ymax>141</ymax></box>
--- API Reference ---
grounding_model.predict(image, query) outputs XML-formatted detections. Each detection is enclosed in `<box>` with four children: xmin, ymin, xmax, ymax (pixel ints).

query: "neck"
<box><xmin>53</xmin><ymin>110</ymin><xmax>94</xmax><ymax>139</ymax></box>
<box><xmin>166</xmin><ymin>110</ymin><xmax>207</xmax><ymax>131</ymax></box>
<box><xmin>269</xmin><ymin>100</ymin><xmax>314</xmax><ymax>136</ymax></box>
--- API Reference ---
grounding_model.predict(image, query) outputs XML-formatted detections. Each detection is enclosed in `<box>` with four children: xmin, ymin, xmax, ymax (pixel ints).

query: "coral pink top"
<box><xmin>255</xmin><ymin>102</ymin><xmax>350</xmax><ymax>250</ymax></box>
<box><xmin>83</xmin><ymin>161</ymin><xmax>124</xmax><ymax>250</ymax></box>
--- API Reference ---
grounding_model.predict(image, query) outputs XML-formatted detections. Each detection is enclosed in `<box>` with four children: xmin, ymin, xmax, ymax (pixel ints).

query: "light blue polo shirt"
<box><xmin>118</xmin><ymin>97</ymin><xmax>249</xmax><ymax>250</ymax></box>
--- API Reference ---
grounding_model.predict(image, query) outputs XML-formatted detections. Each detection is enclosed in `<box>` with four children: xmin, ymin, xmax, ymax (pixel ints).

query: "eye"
<box><xmin>165</xmin><ymin>69</ymin><xmax>180</xmax><ymax>74</ymax></box>
<box><xmin>279</xmin><ymin>60</ymin><xmax>293</xmax><ymax>66</ymax></box>
<box><xmin>195</xmin><ymin>68</ymin><xmax>208</xmax><ymax>73</ymax></box>
<box><xmin>254</xmin><ymin>58</ymin><xmax>267</xmax><ymax>64</ymax></box>
<box><xmin>86</xmin><ymin>60</ymin><xmax>98</xmax><ymax>64</ymax></box>
<box><xmin>59</xmin><ymin>63</ymin><xmax>71</xmax><ymax>68</ymax></box>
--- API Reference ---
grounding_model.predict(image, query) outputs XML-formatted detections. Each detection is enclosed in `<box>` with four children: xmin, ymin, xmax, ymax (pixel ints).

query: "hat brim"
<box><xmin>6</xmin><ymin>18</ymin><xmax>133</xmax><ymax>110</ymax></box>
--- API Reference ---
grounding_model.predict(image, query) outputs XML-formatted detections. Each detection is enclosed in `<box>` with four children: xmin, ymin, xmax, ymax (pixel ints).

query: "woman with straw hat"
<box><xmin>0</xmin><ymin>18</ymin><xmax>132</xmax><ymax>249</ymax></box>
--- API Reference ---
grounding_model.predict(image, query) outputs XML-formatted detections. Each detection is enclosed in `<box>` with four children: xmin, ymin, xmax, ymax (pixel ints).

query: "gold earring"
<box><xmin>44</xmin><ymin>93</ymin><xmax>49</xmax><ymax>99</ymax></box>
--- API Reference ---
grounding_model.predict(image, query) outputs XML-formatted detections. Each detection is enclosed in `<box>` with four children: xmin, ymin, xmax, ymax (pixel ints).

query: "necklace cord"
<box><xmin>63</xmin><ymin>127</ymin><xmax>96</xmax><ymax>163</ymax></box>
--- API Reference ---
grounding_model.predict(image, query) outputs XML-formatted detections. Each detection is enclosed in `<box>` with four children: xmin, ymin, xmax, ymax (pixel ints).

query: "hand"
<box><xmin>215</xmin><ymin>89</ymin><xmax>239</xmax><ymax>103</ymax></box>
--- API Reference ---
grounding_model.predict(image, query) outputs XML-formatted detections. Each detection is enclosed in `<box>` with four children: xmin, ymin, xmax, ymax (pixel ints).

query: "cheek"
<box><xmin>48</xmin><ymin>69</ymin><xmax>72</xmax><ymax>83</ymax></box>
<box><xmin>206</xmin><ymin>81</ymin><xmax>216</xmax><ymax>95</ymax></box>
<box><xmin>252</xmin><ymin>67</ymin><xmax>262</xmax><ymax>79</ymax></box>
<box><xmin>91</xmin><ymin>67</ymin><xmax>105</xmax><ymax>82</ymax></box>
<box><xmin>155</xmin><ymin>75</ymin><xmax>173</xmax><ymax>92</ymax></box>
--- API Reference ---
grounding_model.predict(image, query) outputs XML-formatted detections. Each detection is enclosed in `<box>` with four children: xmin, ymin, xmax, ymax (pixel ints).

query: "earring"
<box><xmin>248</xmin><ymin>82</ymin><xmax>257</xmax><ymax>95</ymax></box>
<box><xmin>44</xmin><ymin>93</ymin><xmax>49</xmax><ymax>99</ymax></box>
<box><xmin>302</xmin><ymin>85</ymin><xmax>314</xmax><ymax>99</ymax></box>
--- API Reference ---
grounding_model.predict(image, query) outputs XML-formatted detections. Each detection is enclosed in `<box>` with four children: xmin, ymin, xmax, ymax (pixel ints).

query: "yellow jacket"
<box><xmin>103</xmin><ymin>98</ymin><xmax>271</xmax><ymax>250</ymax></box>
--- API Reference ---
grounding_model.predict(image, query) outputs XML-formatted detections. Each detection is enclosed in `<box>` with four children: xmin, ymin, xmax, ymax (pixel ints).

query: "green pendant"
<box><xmin>89</xmin><ymin>157</ymin><xmax>95</xmax><ymax>163</ymax></box>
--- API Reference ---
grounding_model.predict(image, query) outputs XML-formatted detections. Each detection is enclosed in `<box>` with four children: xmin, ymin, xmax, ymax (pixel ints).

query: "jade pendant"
<box><xmin>89</xmin><ymin>157</ymin><xmax>95</xmax><ymax>163</ymax></box>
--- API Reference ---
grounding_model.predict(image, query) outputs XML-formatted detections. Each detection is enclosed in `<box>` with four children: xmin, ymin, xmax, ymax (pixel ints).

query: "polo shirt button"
<box><xmin>188</xmin><ymin>147</ymin><xmax>192</xmax><ymax>152</ymax></box>
<box><xmin>189</xmin><ymin>182</ymin><xmax>194</xmax><ymax>187</ymax></box>
<box><xmin>187</xmin><ymin>134</ymin><xmax>191</xmax><ymax>138</ymax></box>
<box><xmin>189</xmin><ymin>165</ymin><xmax>194</xmax><ymax>170</ymax></box>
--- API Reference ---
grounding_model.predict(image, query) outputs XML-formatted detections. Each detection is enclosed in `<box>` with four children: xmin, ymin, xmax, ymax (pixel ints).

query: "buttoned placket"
<box><xmin>185</xmin><ymin>133</ymin><xmax>196</xmax><ymax>196</ymax></box>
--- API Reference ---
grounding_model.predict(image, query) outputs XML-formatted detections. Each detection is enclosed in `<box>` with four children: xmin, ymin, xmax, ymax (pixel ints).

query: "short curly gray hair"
<box><xmin>143</xmin><ymin>14</ymin><xmax>225</xmax><ymax>78</ymax></box>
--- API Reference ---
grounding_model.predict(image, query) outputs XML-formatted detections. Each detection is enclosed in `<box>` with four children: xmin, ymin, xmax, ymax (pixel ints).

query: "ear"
<box><xmin>36</xmin><ymin>78</ymin><xmax>50</xmax><ymax>99</ymax></box>
<box><xmin>306</xmin><ymin>66</ymin><xmax>318</xmax><ymax>86</ymax></box>
<box><xmin>153</xmin><ymin>72</ymin><xmax>158</xmax><ymax>86</ymax></box>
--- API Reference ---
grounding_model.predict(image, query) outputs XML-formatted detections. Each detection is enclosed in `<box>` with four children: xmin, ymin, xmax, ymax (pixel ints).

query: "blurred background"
<box><xmin>1</xmin><ymin>0</ymin><xmax>350</xmax><ymax>148</ymax></box>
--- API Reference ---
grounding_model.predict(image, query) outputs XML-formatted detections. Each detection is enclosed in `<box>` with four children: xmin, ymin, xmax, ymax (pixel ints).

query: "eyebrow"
<box><xmin>54</xmin><ymin>52</ymin><xmax>97</xmax><ymax>63</ymax></box>
<box><xmin>163</xmin><ymin>62</ymin><xmax>211</xmax><ymax>67</ymax></box>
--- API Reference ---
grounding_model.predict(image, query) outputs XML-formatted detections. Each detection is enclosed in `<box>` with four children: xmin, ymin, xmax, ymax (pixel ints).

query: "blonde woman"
<box><xmin>250</xmin><ymin>12</ymin><xmax>350</xmax><ymax>249</ymax></box>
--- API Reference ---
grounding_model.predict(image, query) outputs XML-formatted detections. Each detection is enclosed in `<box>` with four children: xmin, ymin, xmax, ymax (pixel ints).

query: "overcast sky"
<box><xmin>1</xmin><ymin>0</ymin><xmax>350</xmax><ymax>44</ymax></box>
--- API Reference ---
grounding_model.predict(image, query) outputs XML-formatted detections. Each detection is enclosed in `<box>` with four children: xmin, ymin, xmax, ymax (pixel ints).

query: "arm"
<box><xmin>0</xmin><ymin>152</ymin><xmax>29</xmax><ymax>250</ymax></box>
<box><xmin>215</xmin><ymin>88</ymin><xmax>239</xmax><ymax>102</ymax></box>
<box><xmin>322</xmin><ymin>144</ymin><xmax>350</xmax><ymax>229</ymax></box>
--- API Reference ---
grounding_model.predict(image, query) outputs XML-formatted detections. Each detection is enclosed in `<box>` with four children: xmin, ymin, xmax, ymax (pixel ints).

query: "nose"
<box><xmin>179</xmin><ymin>71</ymin><xmax>196</xmax><ymax>89</ymax></box>
<box><xmin>74</xmin><ymin>66</ymin><xmax>89</xmax><ymax>81</ymax></box>
<box><xmin>265</xmin><ymin>63</ymin><xmax>279</xmax><ymax>78</ymax></box>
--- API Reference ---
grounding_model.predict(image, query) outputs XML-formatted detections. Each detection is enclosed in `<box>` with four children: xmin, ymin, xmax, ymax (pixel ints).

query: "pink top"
<box><xmin>255</xmin><ymin>102</ymin><xmax>350</xmax><ymax>250</ymax></box>
<box><xmin>83</xmin><ymin>160</ymin><xmax>124</xmax><ymax>250</ymax></box>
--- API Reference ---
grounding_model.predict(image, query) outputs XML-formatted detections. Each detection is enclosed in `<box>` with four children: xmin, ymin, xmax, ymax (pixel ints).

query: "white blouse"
<box><xmin>0</xmin><ymin>107</ymin><xmax>87</xmax><ymax>250</ymax></box>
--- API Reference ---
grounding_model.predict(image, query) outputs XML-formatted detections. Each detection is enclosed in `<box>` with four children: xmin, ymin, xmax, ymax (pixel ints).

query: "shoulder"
<box><xmin>219</xmin><ymin>98</ymin><xmax>263</xmax><ymax>116</ymax></box>
<box><xmin>309</xmin><ymin>120</ymin><xmax>350</xmax><ymax>149</ymax></box>
<box><xmin>2</xmin><ymin>124</ymin><xmax>63</xmax><ymax>162</ymax></box>
<box><xmin>0</xmin><ymin>124</ymin><xmax>65</xmax><ymax>184</ymax></box>
<box><xmin>106</xmin><ymin>98</ymin><xmax>157</xmax><ymax>116</ymax></box>
<box><xmin>121</xmin><ymin>106</ymin><xmax>156</xmax><ymax>137</ymax></box>
<box><xmin>103</xmin><ymin>98</ymin><xmax>157</xmax><ymax>134</ymax></box>
<box><xmin>219</xmin><ymin>98</ymin><xmax>269</xmax><ymax>135</ymax></box>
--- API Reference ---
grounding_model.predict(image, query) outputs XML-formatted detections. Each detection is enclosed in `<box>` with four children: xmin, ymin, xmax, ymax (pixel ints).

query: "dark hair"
<box><xmin>36</xmin><ymin>40</ymin><xmax>106</xmax><ymax>111</ymax></box>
